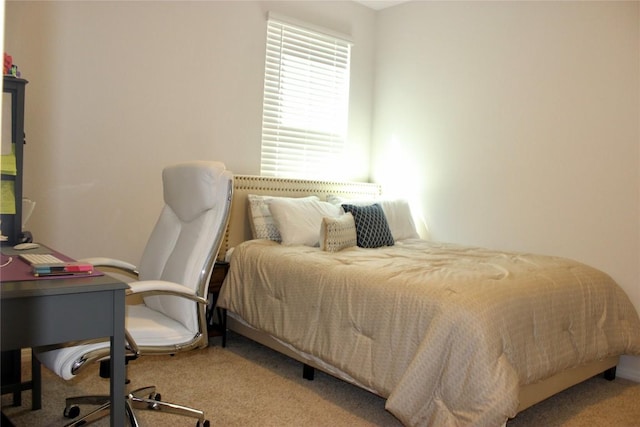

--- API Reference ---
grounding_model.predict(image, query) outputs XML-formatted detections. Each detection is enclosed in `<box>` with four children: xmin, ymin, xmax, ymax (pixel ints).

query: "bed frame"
<box><xmin>221</xmin><ymin>174</ymin><xmax>618</xmax><ymax>416</ymax></box>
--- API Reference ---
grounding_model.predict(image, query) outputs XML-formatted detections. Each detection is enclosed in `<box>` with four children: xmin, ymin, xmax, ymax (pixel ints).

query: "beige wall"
<box><xmin>4</xmin><ymin>0</ymin><xmax>376</xmax><ymax>263</ymax></box>
<box><xmin>372</xmin><ymin>1</ymin><xmax>640</xmax><ymax>379</ymax></box>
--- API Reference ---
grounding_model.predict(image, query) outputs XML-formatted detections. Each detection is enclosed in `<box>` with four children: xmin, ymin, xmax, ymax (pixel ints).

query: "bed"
<box><xmin>216</xmin><ymin>175</ymin><xmax>640</xmax><ymax>426</ymax></box>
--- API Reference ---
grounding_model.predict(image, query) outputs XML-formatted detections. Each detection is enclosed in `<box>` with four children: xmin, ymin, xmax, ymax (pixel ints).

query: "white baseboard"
<box><xmin>616</xmin><ymin>367</ymin><xmax>640</xmax><ymax>383</ymax></box>
<box><xmin>616</xmin><ymin>355</ymin><xmax>640</xmax><ymax>383</ymax></box>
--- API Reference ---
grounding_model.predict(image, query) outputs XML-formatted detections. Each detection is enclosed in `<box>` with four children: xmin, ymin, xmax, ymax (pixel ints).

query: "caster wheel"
<box><xmin>64</xmin><ymin>404</ymin><xmax>80</xmax><ymax>419</ymax></box>
<box><xmin>197</xmin><ymin>420</ymin><xmax>210</xmax><ymax>427</ymax></box>
<box><xmin>147</xmin><ymin>392</ymin><xmax>162</xmax><ymax>410</ymax></box>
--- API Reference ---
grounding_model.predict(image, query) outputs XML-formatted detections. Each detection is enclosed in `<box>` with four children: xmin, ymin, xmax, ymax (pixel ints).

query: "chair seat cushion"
<box><xmin>35</xmin><ymin>304</ymin><xmax>197</xmax><ymax>380</ymax></box>
<box><xmin>126</xmin><ymin>304</ymin><xmax>197</xmax><ymax>346</ymax></box>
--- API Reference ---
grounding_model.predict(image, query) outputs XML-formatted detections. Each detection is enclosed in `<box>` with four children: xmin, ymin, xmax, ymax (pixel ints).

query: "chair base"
<box><xmin>63</xmin><ymin>385</ymin><xmax>210</xmax><ymax>427</ymax></box>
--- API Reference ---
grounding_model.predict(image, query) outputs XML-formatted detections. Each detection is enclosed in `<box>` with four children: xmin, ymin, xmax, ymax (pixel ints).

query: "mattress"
<box><xmin>217</xmin><ymin>238</ymin><xmax>640</xmax><ymax>426</ymax></box>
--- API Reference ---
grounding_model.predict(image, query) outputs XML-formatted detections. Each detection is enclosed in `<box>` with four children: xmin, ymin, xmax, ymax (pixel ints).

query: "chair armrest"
<box><xmin>79</xmin><ymin>257</ymin><xmax>139</xmax><ymax>277</ymax></box>
<box><xmin>127</xmin><ymin>280</ymin><xmax>208</xmax><ymax>305</ymax></box>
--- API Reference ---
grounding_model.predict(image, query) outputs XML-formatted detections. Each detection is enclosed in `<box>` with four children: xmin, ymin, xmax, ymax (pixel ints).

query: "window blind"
<box><xmin>260</xmin><ymin>15</ymin><xmax>352</xmax><ymax>179</ymax></box>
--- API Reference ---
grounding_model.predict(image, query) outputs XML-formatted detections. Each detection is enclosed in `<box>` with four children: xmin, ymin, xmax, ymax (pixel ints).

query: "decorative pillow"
<box><xmin>320</xmin><ymin>213</ymin><xmax>357</xmax><ymax>252</ymax></box>
<box><xmin>247</xmin><ymin>195</ymin><xmax>319</xmax><ymax>242</ymax></box>
<box><xmin>341</xmin><ymin>204</ymin><xmax>395</xmax><ymax>248</ymax></box>
<box><xmin>327</xmin><ymin>195</ymin><xmax>419</xmax><ymax>241</ymax></box>
<box><xmin>269</xmin><ymin>197</ymin><xmax>342</xmax><ymax>246</ymax></box>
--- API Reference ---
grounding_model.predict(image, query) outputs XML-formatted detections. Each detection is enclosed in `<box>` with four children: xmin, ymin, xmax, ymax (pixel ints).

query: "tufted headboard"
<box><xmin>220</xmin><ymin>175</ymin><xmax>382</xmax><ymax>260</ymax></box>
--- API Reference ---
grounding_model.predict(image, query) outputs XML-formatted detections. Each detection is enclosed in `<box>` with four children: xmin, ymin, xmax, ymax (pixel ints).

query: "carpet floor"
<box><xmin>2</xmin><ymin>333</ymin><xmax>639</xmax><ymax>426</ymax></box>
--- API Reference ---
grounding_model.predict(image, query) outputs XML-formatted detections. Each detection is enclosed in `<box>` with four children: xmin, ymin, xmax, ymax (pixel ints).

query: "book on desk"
<box><xmin>30</xmin><ymin>262</ymin><xmax>93</xmax><ymax>277</ymax></box>
<box><xmin>17</xmin><ymin>252</ymin><xmax>93</xmax><ymax>277</ymax></box>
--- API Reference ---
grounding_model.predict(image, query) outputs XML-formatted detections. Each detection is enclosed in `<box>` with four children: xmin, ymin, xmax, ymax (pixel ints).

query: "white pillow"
<box><xmin>320</xmin><ymin>213</ymin><xmax>357</xmax><ymax>252</ymax></box>
<box><xmin>247</xmin><ymin>195</ymin><xmax>319</xmax><ymax>242</ymax></box>
<box><xmin>269</xmin><ymin>197</ymin><xmax>342</xmax><ymax>246</ymax></box>
<box><xmin>326</xmin><ymin>195</ymin><xmax>419</xmax><ymax>241</ymax></box>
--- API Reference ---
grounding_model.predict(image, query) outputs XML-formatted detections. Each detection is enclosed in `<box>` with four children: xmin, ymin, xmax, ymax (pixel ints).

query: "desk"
<box><xmin>1</xmin><ymin>273</ymin><xmax>128</xmax><ymax>427</ymax></box>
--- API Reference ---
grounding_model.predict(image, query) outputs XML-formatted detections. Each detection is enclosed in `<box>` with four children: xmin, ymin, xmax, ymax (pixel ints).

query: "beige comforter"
<box><xmin>217</xmin><ymin>239</ymin><xmax>640</xmax><ymax>426</ymax></box>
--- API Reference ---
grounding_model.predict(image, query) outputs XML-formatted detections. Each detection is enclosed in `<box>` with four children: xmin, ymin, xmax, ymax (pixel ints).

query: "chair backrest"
<box><xmin>138</xmin><ymin>161</ymin><xmax>233</xmax><ymax>333</ymax></box>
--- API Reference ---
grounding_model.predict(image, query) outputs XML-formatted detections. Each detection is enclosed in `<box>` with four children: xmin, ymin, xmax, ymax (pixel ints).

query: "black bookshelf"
<box><xmin>1</xmin><ymin>76</ymin><xmax>28</xmax><ymax>245</ymax></box>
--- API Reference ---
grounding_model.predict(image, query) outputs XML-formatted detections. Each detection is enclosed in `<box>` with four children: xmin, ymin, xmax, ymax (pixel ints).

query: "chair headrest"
<box><xmin>162</xmin><ymin>161</ymin><xmax>228</xmax><ymax>222</ymax></box>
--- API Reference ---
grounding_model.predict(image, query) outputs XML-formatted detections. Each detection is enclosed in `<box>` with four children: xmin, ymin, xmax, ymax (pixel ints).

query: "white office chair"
<box><xmin>35</xmin><ymin>161</ymin><xmax>233</xmax><ymax>427</ymax></box>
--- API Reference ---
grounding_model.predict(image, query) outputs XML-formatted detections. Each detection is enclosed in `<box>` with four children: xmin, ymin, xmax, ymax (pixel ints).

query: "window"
<box><xmin>260</xmin><ymin>14</ymin><xmax>352</xmax><ymax>179</ymax></box>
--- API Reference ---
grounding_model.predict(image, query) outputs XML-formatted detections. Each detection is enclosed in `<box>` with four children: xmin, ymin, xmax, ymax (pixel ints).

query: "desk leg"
<box><xmin>1</xmin><ymin>349</ymin><xmax>22</xmax><ymax>407</ymax></box>
<box><xmin>109</xmin><ymin>289</ymin><xmax>126</xmax><ymax>427</ymax></box>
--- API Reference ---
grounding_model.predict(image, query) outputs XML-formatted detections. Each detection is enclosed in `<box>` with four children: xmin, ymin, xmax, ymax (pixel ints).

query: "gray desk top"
<box><xmin>1</xmin><ymin>274</ymin><xmax>129</xmax><ymax>299</ymax></box>
<box><xmin>1</xmin><ymin>244</ymin><xmax>129</xmax><ymax>298</ymax></box>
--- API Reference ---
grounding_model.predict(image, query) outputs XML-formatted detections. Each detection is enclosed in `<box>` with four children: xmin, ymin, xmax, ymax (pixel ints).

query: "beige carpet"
<box><xmin>2</xmin><ymin>333</ymin><xmax>640</xmax><ymax>426</ymax></box>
